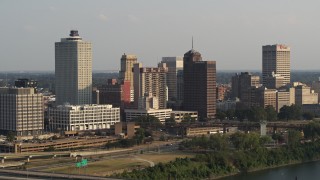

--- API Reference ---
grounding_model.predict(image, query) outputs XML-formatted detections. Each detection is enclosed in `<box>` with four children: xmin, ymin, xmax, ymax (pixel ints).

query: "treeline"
<box><xmin>112</xmin><ymin>128</ymin><xmax>320</xmax><ymax>180</ymax></box>
<box><xmin>216</xmin><ymin>104</ymin><xmax>316</xmax><ymax>121</ymax></box>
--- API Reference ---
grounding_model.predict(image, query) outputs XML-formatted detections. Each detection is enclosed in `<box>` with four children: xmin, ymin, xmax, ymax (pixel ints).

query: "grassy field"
<box><xmin>40</xmin><ymin>152</ymin><xmax>194</xmax><ymax>176</ymax></box>
<box><xmin>42</xmin><ymin>157</ymin><xmax>149</xmax><ymax>176</ymax></box>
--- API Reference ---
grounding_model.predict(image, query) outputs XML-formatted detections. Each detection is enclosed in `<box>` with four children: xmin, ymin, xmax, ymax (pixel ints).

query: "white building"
<box><xmin>48</xmin><ymin>104</ymin><xmax>120</xmax><ymax>131</ymax></box>
<box><xmin>55</xmin><ymin>30</ymin><xmax>92</xmax><ymax>105</ymax></box>
<box><xmin>125</xmin><ymin>109</ymin><xmax>172</xmax><ymax>123</ymax></box>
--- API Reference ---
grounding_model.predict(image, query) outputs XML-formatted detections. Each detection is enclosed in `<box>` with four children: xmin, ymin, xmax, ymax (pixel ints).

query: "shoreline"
<box><xmin>214</xmin><ymin>158</ymin><xmax>320</xmax><ymax>179</ymax></box>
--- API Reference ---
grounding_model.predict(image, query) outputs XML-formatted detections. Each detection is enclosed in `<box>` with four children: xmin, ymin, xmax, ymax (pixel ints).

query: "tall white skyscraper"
<box><xmin>262</xmin><ymin>44</ymin><xmax>291</xmax><ymax>86</ymax></box>
<box><xmin>55</xmin><ymin>30</ymin><xmax>92</xmax><ymax>105</ymax></box>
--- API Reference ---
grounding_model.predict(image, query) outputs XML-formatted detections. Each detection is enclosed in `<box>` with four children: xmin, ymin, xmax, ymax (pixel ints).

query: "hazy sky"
<box><xmin>1</xmin><ymin>0</ymin><xmax>320</xmax><ymax>71</ymax></box>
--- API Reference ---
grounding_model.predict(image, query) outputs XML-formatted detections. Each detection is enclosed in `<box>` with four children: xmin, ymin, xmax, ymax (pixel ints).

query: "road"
<box><xmin>0</xmin><ymin>169</ymin><xmax>119</xmax><ymax>180</ymax></box>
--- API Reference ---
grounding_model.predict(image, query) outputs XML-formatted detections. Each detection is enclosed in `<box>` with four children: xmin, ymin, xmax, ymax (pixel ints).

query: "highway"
<box><xmin>0</xmin><ymin>169</ymin><xmax>119</xmax><ymax>180</ymax></box>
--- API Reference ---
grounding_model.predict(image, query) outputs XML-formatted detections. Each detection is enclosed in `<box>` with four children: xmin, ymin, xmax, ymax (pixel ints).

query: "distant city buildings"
<box><xmin>262</xmin><ymin>44</ymin><xmax>290</xmax><ymax>86</ymax></box>
<box><xmin>48</xmin><ymin>104</ymin><xmax>120</xmax><ymax>131</ymax></box>
<box><xmin>0</xmin><ymin>87</ymin><xmax>44</xmax><ymax>136</ymax></box>
<box><xmin>15</xmin><ymin>79</ymin><xmax>38</xmax><ymax>89</ymax></box>
<box><xmin>216</xmin><ymin>85</ymin><xmax>230</xmax><ymax>101</ymax></box>
<box><xmin>55</xmin><ymin>30</ymin><xmax>92</xmax><ymax>105</ymax></box>
<box><xmin>183</xmin><ymin>49</ymin><xmax>216</xmax><ymax>120</ymax></box>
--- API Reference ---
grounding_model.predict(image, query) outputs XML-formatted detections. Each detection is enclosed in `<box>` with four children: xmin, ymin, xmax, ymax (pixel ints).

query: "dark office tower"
<box><xmin>183</xmin><ymin>49</ymin><xmax>216</xmax><ymax>120</ymax></box>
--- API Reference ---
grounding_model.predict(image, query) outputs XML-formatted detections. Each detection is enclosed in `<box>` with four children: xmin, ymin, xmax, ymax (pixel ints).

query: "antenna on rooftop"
<box><xmin>5</xmin><ymin>73</ymin><xmax>8</xmax><ymax>87</ymax></box>
<box><xmin>192</xmin><ymin>36</ymin><xmax>194</xmax><ymax>49</ymax></box>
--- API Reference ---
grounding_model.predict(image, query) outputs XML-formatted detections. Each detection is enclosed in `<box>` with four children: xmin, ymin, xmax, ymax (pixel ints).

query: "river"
<box><xmin>221</xmin><ymin>161</ymin><xmax>320</xmax><ymax>180</ymax></box>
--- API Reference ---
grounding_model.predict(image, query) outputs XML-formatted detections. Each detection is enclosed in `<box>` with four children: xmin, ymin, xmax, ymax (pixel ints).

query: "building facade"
<box><xmin>0</xmin><ymin>88</ymin><xmax>44</xmax><ymax>136</ymax></box>
<box><xmin>125</xmin><ymin>108</ymin><xmax>172</xmax><ymax>123</ymax></box>
<box><xmin>262</xmin><ymin>44</ymin><xmax>290</xmax><ymax>86</ymax></box>
<box><xmin>183</xmin><ymin>49</ymin><xmax>216</xmax><ymax>120</ymax></box>
<box><xmin>119</xmin><ymin>54</ymin><xmax>137</xmax><ymax>102</ymax></box>
<box><xmin>48</xmin><ymin>104</ymin><xmax>120</xmax><ymax>131</ymax></box>
<box><xmin>295</xmin><ymin>85</ymin><xmax>318</xmax><ymax>105</ymax></box>
<box><xmin>231</xmin><ymin>72</ymin><xmax>260</xmax><ymax>100</ymax></box>
<box><xmin>55</xmin><ymin>30</ymin><xmax>92</xmax><ymax>105</ymax></box>
<box><xmin>264</xmin><ymin>73</ymin><xmax>285</xmax><ymax>89</ymax></box>
<box><xmin>276</xmin><ymin>88</ymin><xmax>295</xmax><ymax>112</ymax></box>
<box><xmin>160</xmin><ymin>57</ymin><xmax>184</xmax><ymax>104</ymax></box>
<box><xmin>133</xmin><ymin>63</ymin><xmax>168</xmax><ymax>109</ymax></box>
<box><xmin>98</xmin><ymin>79</ymin><xmax>131</xmax><ymax>109</ymax></box>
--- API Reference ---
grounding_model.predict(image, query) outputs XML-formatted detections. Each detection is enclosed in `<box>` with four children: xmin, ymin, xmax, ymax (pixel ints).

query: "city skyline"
<box><xmin>1</xmin><ymin>0</ymin><xmax>320</xmax><ymax>71</ymax></box>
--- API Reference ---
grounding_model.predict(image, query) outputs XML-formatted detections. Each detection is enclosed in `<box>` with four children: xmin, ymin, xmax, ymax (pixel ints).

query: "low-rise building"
<box><xmin>170</xmin><ymin>111</ymin><xmax>198</xmax><ymax>123</ymax></box>
<box><xmin>125</xmin><ymin>108</ymin><xmax>172</xmax><ymax>123</ymax></box>
<box><xmin>295</xmin><ymin>85</ymin><xmax>318</xmax><ymax>105</ymax></box>
<box><xmin>48</xmin><ymin>104</ymin><xmax>120</xmax><ymax>131</ymax></box>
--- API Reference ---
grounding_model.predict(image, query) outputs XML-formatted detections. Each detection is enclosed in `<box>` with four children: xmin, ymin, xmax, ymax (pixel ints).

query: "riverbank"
<box><xmin>113</xmin><ymin>133</ymin><xmax>320</xmax><ymax>180</ymax></box>
<box><xmin>216</xmin><ymin>158</ymin><xmax>320</xmax><ymax>180</ymax></box>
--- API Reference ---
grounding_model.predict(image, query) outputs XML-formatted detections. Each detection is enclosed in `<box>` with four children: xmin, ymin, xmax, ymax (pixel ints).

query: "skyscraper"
<box><xmin>119</xmin><ymin>54</ymin><xmax>137</xmax><ymax>102</ymax></box>
<box><xmin>262</xmin><ymin>44</ymin><xmax>290</xmax><ymax>86</ymax></box>
<box><xmin>55</xmin><ymin>30</ymin><xmax>92</xmax><ymax>105</ymax></box>
<box><xmin>183</xmin><ymin>49</ymin><xmax>216</xmax><ymax>120</ymax></box>
<box><xmin>133</xmin><ymin>63</ymin><xmax>168</xmax><ymax>109</ymax></box>
<box><xmin>160</xmin><ymin>57</ymin><xmax>184</xmax><ymax>104</ymax></box>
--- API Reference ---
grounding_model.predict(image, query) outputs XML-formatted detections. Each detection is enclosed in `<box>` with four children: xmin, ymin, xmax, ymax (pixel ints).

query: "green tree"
<box><xmin>133</xmin><ymin>115</ymin><xmax>162</xmax><ymax>129</ymax></box>
<box><xmin>247</xmin><ymin>107</ymin><xmax>266</xmax><ymax>122</ymax></box>
<box><xmin>134</xmin><ymin>128</ymin><xmax>146</xmax><ymax>145</ymax></box>
<box><xmin>181</xmin><ymin>114</ymin><xmax>196</xmax><ymax>125</ymax></box>
<box><xmin>6</xmin><ymin>131</ymin><xmax>15</xmax><ymax>142</ymax></box>
<box><xmin>216</xmin><ymin>110</ymin><xmax>226</xmax><ymax>120</ymax></box>
<box><xmin>226</xmin><ymin>109</ymin><xmax>235</xmax><ymax>120</ymax></box>
<box><xmin>302</xmin><ymin>112</ymin><xmax>314</xmax><ymax>120</ymax></box>
<box><xmin>278</xmin><ymin>105</ymin><xmax>302</xmax><ymax>120</ymax></box>
<box><xmin>287</xmin><ymin>130</ymin><xmax>302</xmax><ymax>147</ymax></box>
<box><xmin>165</xmin><ymin>117</ymin><xmax>176</xmax><ymax>127</ymax></box>
<box><xmin>265</xmin><ymin>105</ymin><xmax>277</xmax><ymax>121</ymax></box>
<box><xmin>303</xmin><ymin>122</ymin><xmax>320</xmax><ymax>141</ymax></box>
<box><xmin>235</xmin><ymin>109</ymin><xmax>246</xmax><ymax>121</ymax></box>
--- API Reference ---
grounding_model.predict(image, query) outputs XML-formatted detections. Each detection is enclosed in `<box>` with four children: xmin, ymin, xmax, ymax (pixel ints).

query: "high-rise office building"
<box><xmin>0</xmin><ymin>88</ymin><xmax>44</xmax><ymax>136</ymax></box>
<box><xmin>231</xmin><ymin>72</ymin><xmax>260</xmax><ymax>100</ymax></box>
<box><xmin>262</xmin><ymin>44</ymin><xmax>290</xmax><ymax>86</ymax></box>
<box><xmin>55</xmin><ymin>30</ymin><xmax>92</xmax><ymax>105</ymax></box>
<box><xmin>119</xmin><ymin>54</ymin><xmax>137</xmax><ymax>102</ymax></box>
<box><xmin>133</xmin><ymin>63</ymin><xmax>168</xmax><ymax>109</ymax></box>
<box><xmin>160</xmin><ymin>57</ymin><xmax>183</xmax><ymax>103</ymax></box>
<box><xmin>183</xmin><ymin>49</ymin><xmax>216</xmax><ymax>120</ymax></box>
